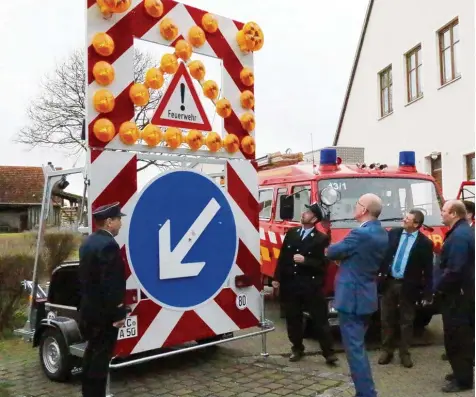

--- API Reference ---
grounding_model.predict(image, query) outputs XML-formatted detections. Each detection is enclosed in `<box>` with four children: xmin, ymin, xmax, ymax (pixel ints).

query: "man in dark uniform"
<box><xmin>436</xmin><ymin>199</ymin><xmax>474</xmax><ymax>393</ymax></box>
<box><xmin>78</xmin><ymin>202</ymin><xmax>127</xmax><ymax>397</ymax></box>
<box><xmin>272</xmin><ymin>202</ymin><xmax>338</xmax><ymax>364</ymax></box>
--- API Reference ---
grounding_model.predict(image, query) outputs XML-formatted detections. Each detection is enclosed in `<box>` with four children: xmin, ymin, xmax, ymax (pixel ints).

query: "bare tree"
<box><xmin>16</xmin><ymin>49</ymin><xmax>179</xmax><ymax>172</ymax></box>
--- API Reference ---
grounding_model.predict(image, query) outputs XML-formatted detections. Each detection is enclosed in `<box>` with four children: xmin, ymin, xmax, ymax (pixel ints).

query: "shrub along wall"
<box><xmin>0</xmin><ymin>231</ymin><xmax>80</xmax><ymax>336</ymax></box>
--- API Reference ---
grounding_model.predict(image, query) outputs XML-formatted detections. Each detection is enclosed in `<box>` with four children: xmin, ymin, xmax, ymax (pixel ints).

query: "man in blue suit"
<box><xmin>327</xmin><ymin>193</ymin><xmax>389</xmax><ymax>397</ymax></box>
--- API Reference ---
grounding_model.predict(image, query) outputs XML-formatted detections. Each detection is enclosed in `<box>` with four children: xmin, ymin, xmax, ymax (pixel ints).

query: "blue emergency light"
<box><xmin>320</xmin><ymin>148</ymin><xmax>337</xmax><ymax>165</ymax></box>
<box><xmin>399</xmin><ymin>151</ymin><xmax>416</xmax><ymax>167</ymax></box>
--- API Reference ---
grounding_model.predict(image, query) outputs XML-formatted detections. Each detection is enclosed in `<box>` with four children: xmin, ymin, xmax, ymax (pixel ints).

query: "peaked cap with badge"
<box><xmin>92</xmin><ymin>202</ymin><xmax>127</xmax><ymax>220</ymax></box>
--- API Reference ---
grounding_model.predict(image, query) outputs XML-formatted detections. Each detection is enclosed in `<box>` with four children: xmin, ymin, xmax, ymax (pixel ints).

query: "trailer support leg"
<box><xmin>105</xmin><ymin>371</ymin><xmax>113</xmax><ymax>397</ymax></box>
<box><xmin>260</xmin><ymin>290</ymin><xmax>269</xmax><ymax>358</ymax></box>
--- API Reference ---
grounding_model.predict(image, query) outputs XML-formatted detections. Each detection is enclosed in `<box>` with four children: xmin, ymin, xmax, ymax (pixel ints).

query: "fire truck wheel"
<box><xmin>39</xmin><ymin>328</ymin><xmax>73</xmax><ymax>382</ymax></box>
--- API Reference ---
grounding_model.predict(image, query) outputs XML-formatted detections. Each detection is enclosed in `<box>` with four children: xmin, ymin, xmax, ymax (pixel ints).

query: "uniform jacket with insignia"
<box><xmin>78</xmin><ymin>229</ymin><xmax>127</xmax><ymax>326</ymax></box>
<box><xmin>273</xmin><ymin>226</ymin><xmax>330</xmax><ymax>287</ymax></box>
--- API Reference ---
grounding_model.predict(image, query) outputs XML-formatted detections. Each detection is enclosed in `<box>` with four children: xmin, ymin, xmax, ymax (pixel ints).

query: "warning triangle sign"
<box><xmin>151</xmin><ymin>62</ymin><xmax>212</xmax><ymax>131</ymax></box>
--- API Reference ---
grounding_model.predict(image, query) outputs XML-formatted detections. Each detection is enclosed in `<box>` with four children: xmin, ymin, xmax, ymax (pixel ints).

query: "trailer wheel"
<box><xmin>39</xmin><ymin>328</ymin><xmax>73</xmax><ymax>382</ymax></box>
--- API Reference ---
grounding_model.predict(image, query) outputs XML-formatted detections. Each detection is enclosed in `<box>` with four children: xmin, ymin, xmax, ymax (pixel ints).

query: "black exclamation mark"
<box><xmin>180</xmin><ymin>83</ymin><xmax>185</xmax><ymax>111</ymax></box>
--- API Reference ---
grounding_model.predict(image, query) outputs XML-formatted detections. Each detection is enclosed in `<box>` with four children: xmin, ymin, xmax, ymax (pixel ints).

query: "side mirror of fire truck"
<box><xmin>279</xmin><ymin>195</ymin><xmax>294</xmax><ymax>221</ymax></box>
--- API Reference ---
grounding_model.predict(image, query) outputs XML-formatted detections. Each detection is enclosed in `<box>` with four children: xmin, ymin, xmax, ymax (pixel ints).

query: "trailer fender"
<box><xmin>33</xmin><ymin>317</ymin><xmax>82</xmax><ymax>348</ymax></box>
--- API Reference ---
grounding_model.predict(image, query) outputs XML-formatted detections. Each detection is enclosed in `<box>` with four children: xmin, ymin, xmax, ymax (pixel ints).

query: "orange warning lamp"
<box><xmin>205</xmin><ymin>132</ymin><xmax>222</xmax><ymax>152</ymax></box>
<box><xmin>186</xmin><ymin>129</ymin><xmax>204</xmax><ymax>151</ymax></box>
<box><xmin>223</xmin><ymin>133</ymin><xmax>240</xmax><ymax>153</ymax></box>
<box><xmin>175</xmin><ymin>40</ymin><xmax>192</xmax><ymax>61</ymax></box>
<box><xmin>93</xmin><ymin>118</ymin><xmax>115</xmax><ymax>142</ymax></box>
<box><xmin>240</xmin><ymin>67</ymin><xmax>254</xmax><ymax>87</ymax></box>
<box><xmin>141</xmin><ymin>124</ymin><xmax>162</xmax><ymax>146</ymax></box>
<box><xmin>93</xmin><ymin>89</ymin><xmax>115</xmax><ymax>113</ymax></box>
<box><xmin>216</xmin><ymin>98</ymin><xmax>232</xmax><ymax>118</ymax></box>
<box><xmin>241</xmin><ymin>135</ymin><xmax>255</xmax><ymax>155</ymax></box>
<box><xmin>144</xmin><ymin>0</ymin><xmax>164</xmax><ymax>18</ymax></box>
<box><xmin>145</xmin><ymin>68</ymin><xmax>164</xmax><ymax>89</ymax></box>
<box><xmin>203</xmin><ymin>80</ymin><xmax>219</xmax><ymax>100</ymax></box>
<box><xmin>240</xmin><ymin>90</ymin><xmax>254</xmax><ymax>109</ymax></box>
<box><xmin>93</xmin><ymin>61</ymin><xmax>115</xmax><ymax>86</ymax></box>
<box><xmin>242</xmin><ymin>22</ymin><xmax>264</xmax><ymax>52</ymax></box>
<box><xmin>188</xmin><ymin>60</ymin><xmax>206</xmax><ymax>80</ymax></box>
<box><xmin>160</xmin><ymin>53</ymin><xmax>179</xmax><ymax>74</ymax></box>
<box><xmin>119</xmin><ymin>121</ymin><xmax>139</xmax><ymax>145</ymax></box>
<box><xmin>202</xmin><ymin>13</ymin><xmax>218</xmax><ymax>33</ymax></box>
<box><xmin>129</xmin><ymin>83</ymin><xmax>150</xmax><ymax>106</ymax></box>
<box><xmin>92</xmin><ymin>32</ymin><xmax>115</xmax><ymax>56</ymax></box>
<box><xmin>188</xmin><ymin>26</ymin><xmax>206</xmax><ymax>47</ymax></box>
<box><xmin>240</xmin><ymin>112</ymin><xmax>255</xmax><ymax>132</ymax></box>
<box><xmin>164</xmin><ymin>127</ymin><xmax>182</xmax><ymax>149</ymax></box>
<box><xmin>159</xmin><ymin>18</ymin><xmax>178</xmax><ymax>41</ymax></box>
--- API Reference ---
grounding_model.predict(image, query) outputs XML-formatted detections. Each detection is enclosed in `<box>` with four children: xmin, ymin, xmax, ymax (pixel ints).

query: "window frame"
<box><xmin>379</xmin><ymin>65</ymin><xmax>393</xmax><ymax>117</ymax></box>
<box><xmin>258</xmin><ymin>188</ymin><xmax>274</xmax><ymax>220</ymax></box>
<box><xmin>438</xmin><ymin>18</ymin><xmax>460</xmax><ymax>85</ymax></box>
<box><xmin>405</xmin><ymin>45</ymin><xmax>423</xmax><ymax>102</ymax></box>
<box><xmin>466</xmin><ymin>152</ymin><xmax>475</xmax><ymax>181</ymax></box>
<box><xmin>290</xmin><ymin>184</ymin><xmax>312</xmax><ymax>222</ymax></box>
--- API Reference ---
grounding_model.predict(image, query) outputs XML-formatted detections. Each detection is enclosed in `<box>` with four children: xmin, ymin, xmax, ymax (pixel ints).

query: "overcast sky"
<box><xmin>0</xmin><ymin>0</ymin><xmax>368</xmax><ymax>193</ymax></box>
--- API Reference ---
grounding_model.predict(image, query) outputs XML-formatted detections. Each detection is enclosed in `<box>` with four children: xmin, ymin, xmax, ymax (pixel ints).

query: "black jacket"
<box><xmin>437</xmin><ymin>219</ymin><xmax>475</xmax><ymax>297</ymax></box>
<box><xmin>274</xmin><ymin>226</ymin><xmax>329</xmax><ymax>289</ymax></box>
<box><xmin>379</xmin><ymin>227</ymin><xmax>434</xmax><ymax>301</ymax></box>
<box><xmin>78</xmin><ymin>229</ymin><xmax>126</xmax><ymax>326</ymax></box>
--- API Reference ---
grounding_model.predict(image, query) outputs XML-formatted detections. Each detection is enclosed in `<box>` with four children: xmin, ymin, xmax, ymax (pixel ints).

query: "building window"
<box><xmin>466</xmin><ymin>153</ymin><xmax>475</xmax><ymax>181</ymax></box>
<box><xmin>406</xmin><ymin>45</ymin><xmax>423</xmax><ymax>101</ymax></box>
<box><xmin>379</xmin><ymin>66</ymin><xmax>393</xmax><ymax>117</ymax></box>
<box><xmin>439</xmin><ymin>19</ymin><xmax>460</xmax><ymax>85</ymax></box>
<box><xmin>430</xmin><ymin>154</ymin><xmax>443</xmax><ymax>191</ymax></box>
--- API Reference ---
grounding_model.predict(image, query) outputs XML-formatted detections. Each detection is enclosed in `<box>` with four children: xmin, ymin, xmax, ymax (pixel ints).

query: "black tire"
<box><xmin>39</xmin><ymin>327</ymin><xmax>73</xmax><ymax>382</ymax></box>
<box><xmin>413</xmin><ymin>312</ymin><xmax>433</xmax><ymax>329</ymax></box>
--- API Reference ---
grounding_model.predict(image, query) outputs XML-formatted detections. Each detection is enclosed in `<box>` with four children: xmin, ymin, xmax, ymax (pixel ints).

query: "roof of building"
<box><xmin>0</xmin><ymin>166</ymin><xmax>82</xmax><ymax>205</ymax></box>
<box><xmin>332</xmin><ymin>0</ymin><xmax>374</xmax><ymax>146</ymax></box>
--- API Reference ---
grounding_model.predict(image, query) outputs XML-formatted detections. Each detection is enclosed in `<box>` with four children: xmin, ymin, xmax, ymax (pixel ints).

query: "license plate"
<box><xmin>118</xmin><ymin>315</ymin><xmax>138</xmax><ymax>340</ymax></box>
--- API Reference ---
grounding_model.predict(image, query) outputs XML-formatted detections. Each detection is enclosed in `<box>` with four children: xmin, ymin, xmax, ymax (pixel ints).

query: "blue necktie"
<box><xmin>394</xmin><ymin>233</ymin><xmax>411</xmax><ymax>275</ymax></box>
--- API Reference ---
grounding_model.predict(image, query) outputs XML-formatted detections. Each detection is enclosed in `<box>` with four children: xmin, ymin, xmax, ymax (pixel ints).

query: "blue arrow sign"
<box><xmin>127</xmin><ymin>170</ymin><xmax>238</xmax><ymax>310</ymax></box>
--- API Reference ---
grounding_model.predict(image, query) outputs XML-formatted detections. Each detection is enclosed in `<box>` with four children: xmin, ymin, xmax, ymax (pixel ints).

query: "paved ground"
<box><xmin>0</xmin><ymin>298</ymin><xmax>474</xmax><ymax>397</ymax></box>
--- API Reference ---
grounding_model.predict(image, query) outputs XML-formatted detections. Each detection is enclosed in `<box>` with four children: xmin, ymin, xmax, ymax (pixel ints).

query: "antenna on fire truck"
<box><xmin>310</xmin><ymin>132</ymin><xmax>316</xmax><ymax>167</ymax></box>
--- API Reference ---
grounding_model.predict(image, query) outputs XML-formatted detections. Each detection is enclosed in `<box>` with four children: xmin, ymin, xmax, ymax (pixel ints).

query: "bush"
<box><xmin>42</xmin><ymin>231</ymin><xmax>80</xmax><ymax>275</ymax></box>
<box><xmin>0</xmin><ymin>244</ymin><xmax>40</xmax><ymax>335</ymax></box>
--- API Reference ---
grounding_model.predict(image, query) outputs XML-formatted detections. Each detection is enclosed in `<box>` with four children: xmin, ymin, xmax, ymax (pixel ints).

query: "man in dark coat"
<box><xmin>272</xmin><ymin>202</ymin><xmax>338</xmax><ymax>365</ymax></box>
<box><xmin>78</xmin><ymin>202</ymin><xmax>127</xmax><ymax>397</ymax></box>
<box><xmin>436</xmin><ymin>199</ymin><xmax>475</xmax><ymax>393</ymax></box>
<box><xmin>378</xmin><ymin>209</ymin><xmax>433</xmax><ymax>368</ymax></box>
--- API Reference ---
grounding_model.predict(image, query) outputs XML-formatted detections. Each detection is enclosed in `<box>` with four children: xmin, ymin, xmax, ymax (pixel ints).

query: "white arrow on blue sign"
<box><xmin>127</xmin><ymin>170</ymin><xmax>238</xmax><ymax>310</ymax></box>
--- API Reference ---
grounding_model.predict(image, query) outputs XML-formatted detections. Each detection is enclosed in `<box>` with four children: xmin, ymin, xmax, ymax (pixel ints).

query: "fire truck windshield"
<box><xmin>318</xmin><ymin>177</ymin><xmax>443</xmax><ymax>228</ymax></box>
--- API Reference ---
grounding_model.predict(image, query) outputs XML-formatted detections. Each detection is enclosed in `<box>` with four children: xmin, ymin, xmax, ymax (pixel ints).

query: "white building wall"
<box><xmin>337</xmin><ymin>0</ymin><xmax>475</xmax><ymax>198</ymax></box>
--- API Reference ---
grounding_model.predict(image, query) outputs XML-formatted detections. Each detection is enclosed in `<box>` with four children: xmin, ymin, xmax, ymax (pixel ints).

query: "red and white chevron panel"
<box><xmin>86</xmin><ymin>0</ymin><xmax>261</xmax><ymax>358</ymax></box>
<box><xmin>86</xmin><ymin>0</ymin><xmax>255</xmax><ymax>159</ymax></box>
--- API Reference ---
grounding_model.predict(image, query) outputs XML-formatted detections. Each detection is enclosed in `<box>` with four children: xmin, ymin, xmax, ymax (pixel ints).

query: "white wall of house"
<box><xmin>336</xmin><ymin>0</ymin><xmax>475</xmax><ymax>198</ymax></box>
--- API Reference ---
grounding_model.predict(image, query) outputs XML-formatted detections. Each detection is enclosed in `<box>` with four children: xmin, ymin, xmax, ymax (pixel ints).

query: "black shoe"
<box><xmin>445</xmin><ymin>373</ymin><xmax>455</xmax><ymax>382</ymax></box>
<box><xmin>441</xmin><ymin>352</ymin><xmax>448</xmax><ymax>360</ymax></box>
<box><xmin>400</xmin><ymin>354</ymin><xmax>413</xmax><ymax>368</ymax></box>
<box><xmin>289</xmin><ymin>350</ymin><xmax>303</xmax><ymax>362</ymax></box>
<box><xmin>325</xmin><ymin>354</ymin><xmax>339</xmax><ymax>366</ymax></box>
<box><xmin>378</xmin><ymin>351</ymin><xmax>393</xmax><ymax>365</ymax></box>
<box><xmin>441</xmin><ymin>380</ymin><xmax>473</xmax><ymax>393</ymax></box>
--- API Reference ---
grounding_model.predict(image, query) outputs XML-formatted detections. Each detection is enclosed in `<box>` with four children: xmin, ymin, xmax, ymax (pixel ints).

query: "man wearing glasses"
<box><xmin>327</xmin><ymin>193</ymin><xmax>388</xmax><ymax>397</ymax></box>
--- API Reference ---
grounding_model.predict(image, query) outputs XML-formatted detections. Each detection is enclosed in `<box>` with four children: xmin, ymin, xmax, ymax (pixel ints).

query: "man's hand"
<box><xmin>293</xmin><ymin>254</ymin><xmax>305</xmax><ymax>264</ymax></box>
<box><xmin>113</xmin><ymin>319</ymin><xmax>126</xmax><ymax>328</ymax></box>
<box><xmin>272</xmin><ymin>280</ymin><xmax>280</xmax><ymax>289</ymax></box>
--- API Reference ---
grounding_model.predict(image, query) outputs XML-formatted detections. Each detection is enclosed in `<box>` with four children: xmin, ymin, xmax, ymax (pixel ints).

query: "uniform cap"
<box><xmin>92</xmin><ymin>202</ymin><xmax>126</xmax><ymax>220</ymax></box>
<box><xmin>305</xmin><ymin>202</ymin><xmax>324</xmax><ymax>222</ymax></box>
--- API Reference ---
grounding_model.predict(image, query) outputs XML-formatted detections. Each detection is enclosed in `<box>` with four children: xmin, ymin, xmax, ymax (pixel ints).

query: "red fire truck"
<box><xmin>257</xmin><ymin>148</ymin><xmax>446</xmax><ymax>328</ymax></box>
